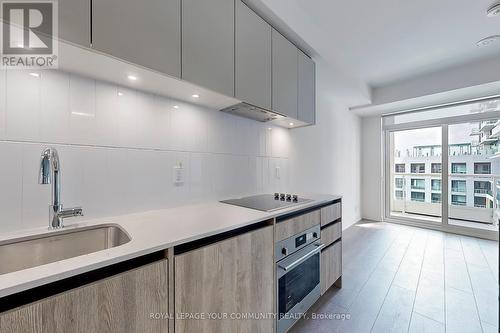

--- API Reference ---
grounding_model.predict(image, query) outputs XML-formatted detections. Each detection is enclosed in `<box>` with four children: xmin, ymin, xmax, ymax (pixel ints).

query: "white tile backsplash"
<box><xmin>6</xmin><ymin>70</ymin><xmax>41</xmax><ymax>141</ymax></box>
<box><xmin>0</xmin><ymin>69</ymin><xmax>291</xmax><ymax>233</ymax></box>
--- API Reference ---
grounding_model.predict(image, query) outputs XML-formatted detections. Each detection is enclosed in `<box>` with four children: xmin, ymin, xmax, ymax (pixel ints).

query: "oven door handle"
<box><xmin>278</xmin><ymin>243</ymin><xmax>325</xmax><ymax>271</ymax></box>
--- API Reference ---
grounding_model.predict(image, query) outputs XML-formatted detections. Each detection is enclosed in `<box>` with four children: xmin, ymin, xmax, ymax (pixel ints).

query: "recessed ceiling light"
<box><xmin>127</xmin><ymin>75</ymin><xmax>138</xmax><ymax>81</ymax></box>
<box><xmin>173</xmin><ymin>105</ymin><xmax>179</xmax><ymax>109</ymax></box>
<box><xmin>476</xmin><ymin>35</ymin><xmax>500</xmax><ymax>47</ymax></box>
<box><xmin>289</xmin><ymin>122</ymin><xmax>294</xmax><ymax>126</ymax></box>
<box><xmin>487</xmin><ymin>2</ymin><xmax>500</xmax><ymax>17</ymax></box>
<box><xmin>117</xmin><ymin>92</ymin><xmax>124</xmax><ymax>96</ymax></box>
<box><xmin>29</xmin><ymin>72</ymin><xmax>40</xmax><ymax>77</ymax></box>
<box><xmin>191</xmin><ymin>94</ymin><xmax>199</xmax><ymax>98</ymax></box>
<box><xmin>268</xmin><ymin>127</ymin><xmax>272</xmax><ymax>130</ymax></box>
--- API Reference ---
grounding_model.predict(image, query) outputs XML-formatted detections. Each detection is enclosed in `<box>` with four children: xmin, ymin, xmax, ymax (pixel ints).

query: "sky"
<box><xmin>394</xmin><ymin>123</ymin><xmax>478</xmax><ymax>155</ymax></box>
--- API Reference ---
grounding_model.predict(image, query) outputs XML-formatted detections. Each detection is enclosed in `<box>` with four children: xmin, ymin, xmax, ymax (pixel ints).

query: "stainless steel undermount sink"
<box><xmin>0</xmin><ymin>225</ymin><xmax>131</xmax><ymax>275</ymax></box>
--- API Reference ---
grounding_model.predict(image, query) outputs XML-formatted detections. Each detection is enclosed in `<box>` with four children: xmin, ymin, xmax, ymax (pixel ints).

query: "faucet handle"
<box><xmin>59</xmin><ymin>207</ymin><xmax>84</xmax><ymax>218</ymax></box>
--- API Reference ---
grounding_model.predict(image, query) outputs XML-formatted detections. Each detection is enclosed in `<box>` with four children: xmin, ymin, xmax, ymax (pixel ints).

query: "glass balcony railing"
<box><xmin>474</xmin><ymin>188</ymin><xmax>493</xmax><ymax>195</ymax></box>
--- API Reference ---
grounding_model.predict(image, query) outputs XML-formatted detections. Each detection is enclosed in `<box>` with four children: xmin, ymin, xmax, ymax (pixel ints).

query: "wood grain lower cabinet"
<box><xmin>321</xmin><ymin>241</ymin><xmax>342</xmax><ymax>295</ymax></box>
<box><xmin>320</xmin><ymin>202</ymin><xmax>342</xmax><ymax>227</ymax></box>
<box><xmin>0</xmin><ymin>260</ymin><xmax>169</xmax><ymax>333</ymax></box>
<box><xmin>275</xmin><ymin>210</ymin><xmax>321</xmax><ymax>242</ymax></box>
<box><xmin>321</xmin><ymin>221</ymin><xmax>342</xmax><ymax>247</ymax></box>
<box><xmin>174</xmin><ymin>225</ymin><xmax>274</xmax><ymax>333</ymax></box>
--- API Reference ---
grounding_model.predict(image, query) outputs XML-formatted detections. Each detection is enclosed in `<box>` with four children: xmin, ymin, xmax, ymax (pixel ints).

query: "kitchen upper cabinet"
<box><xmin>0</xmin><ymin>260</ymin><xmax>169</xmax><ymax>333</ymax></box>
<box><xmin>92</xmin><ymin>0</ymin><xmax>181</xmax><ymax>78</ymax></box>
<box><xmin>272</xmin><ymin>29</ymin><xmax>298</xmax><ymax>119</ymax></box>
<box><xmin>58</xmin><ymin>0</ymin><xmax>90</xmax><ymax>47</ymax></box>
<box><xmin>175</xmin><ymin>225</ymin><xmax>274</xmax><ymax>333</ymax></box>
<box><xmin>298</xmin><ymin>50</ymin><xmax>315</xmax><ymax>124</ymax></box>
<box><xmin>235</xmin><ymin>0</ymin><xmax>272</xmax><ymax>110</ymax></box>
<box><xmin>182</xmin><ymin>0</ymin><xmax>235</xmax><ymax>96</ymax></box>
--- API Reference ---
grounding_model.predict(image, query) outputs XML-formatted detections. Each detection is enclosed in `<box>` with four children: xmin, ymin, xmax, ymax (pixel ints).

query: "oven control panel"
<box><xmin>275</xmin><ymin>224</ymin><xmax>321</xmax><ymax>262</ymax></box>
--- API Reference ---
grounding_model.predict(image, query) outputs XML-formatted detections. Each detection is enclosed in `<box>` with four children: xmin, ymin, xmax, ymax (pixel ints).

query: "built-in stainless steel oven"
<box><xmin>276</xmin><ymin>225</ymin><xmax>324</xmax><ymax>333</ymax></box>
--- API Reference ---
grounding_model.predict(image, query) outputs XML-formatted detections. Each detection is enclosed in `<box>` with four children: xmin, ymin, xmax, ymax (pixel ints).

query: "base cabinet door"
<box><xmin>175</xmin><ymin>225</ymin><xmax>274</xmax><ymax>333</ymax></box>
<box><xmin>321</xmin><ymin>241</ymin><xmax>342</xmax><ymax>295</ymax></box>
<box><xmin>0</xmin><ymin>260</ymin><xmax>169</xmax><ymax>333</ymax></box>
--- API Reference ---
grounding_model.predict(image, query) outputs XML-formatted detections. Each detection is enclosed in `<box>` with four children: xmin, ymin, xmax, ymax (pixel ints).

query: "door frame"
<box><xmin>382</xmin><ymin>111</ymin><xmax>500</xmax><ymax>241</ymax></box>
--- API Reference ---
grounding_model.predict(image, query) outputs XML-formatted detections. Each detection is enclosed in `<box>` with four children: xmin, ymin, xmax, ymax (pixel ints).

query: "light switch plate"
<box><xmin>173</xmin><ymin>163</ymin><xmax>184</xmax><ymax>185</ymax></box>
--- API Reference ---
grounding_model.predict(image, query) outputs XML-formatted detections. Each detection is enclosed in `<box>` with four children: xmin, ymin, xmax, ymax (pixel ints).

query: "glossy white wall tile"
<box><xmin>0</xmin><ymin>69</ymin><xmax>291</xmax><ymax>233</ymax></box>
<box><xmin>5</xmin><ymin>70</ymin><xmax>40</xmax><ymax>141</ymax></box>
<box><xmin>0</xmin><ymin>142</ymin><xmax>23</xmax><ymax>232</ymax></box>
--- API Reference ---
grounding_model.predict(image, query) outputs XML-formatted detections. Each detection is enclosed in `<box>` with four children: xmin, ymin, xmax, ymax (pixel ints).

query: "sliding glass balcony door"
<box><xmin>448</xmin><ymin>121</ymin><xmax>500</xmax><ymax>231</ymax></box>
<box><xmin>388</xmin><ymin>127</ymin><xmax>442</xmax><ymax>224</ymax></box>
<box><xmin>384</xmin><ymin>98</ymin><xmax>500</xmax><ymax>237</ymax></box>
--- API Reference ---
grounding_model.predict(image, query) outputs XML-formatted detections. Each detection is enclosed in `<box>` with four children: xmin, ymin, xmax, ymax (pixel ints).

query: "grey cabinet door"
<box><xmin>182</xmin><ymin>0</ymin><xmax>234</xmax><ymax>96</ymax></box>
<box><xmin>298</xmin><ymin>50</ymin><xmax>315</xmax><ymax>124</ymax></box>
<box><xmin>235</xmin><ymin>0</ymin><xmax>271</xmax><ymax>110</ymax></box>
<box><xmin>272</xmin><ymin>29</ymin><xmax>298</xmax><ymax>119</ymax></box>
<box><xmin>92</xmin><ymin>0</ymin><xmax>181</xmax><ymax>78</ymax></box>
<box><xmin>58</xmin><ymin>0</ymin><xmax>90</xmax><ymax>47</ymax></box>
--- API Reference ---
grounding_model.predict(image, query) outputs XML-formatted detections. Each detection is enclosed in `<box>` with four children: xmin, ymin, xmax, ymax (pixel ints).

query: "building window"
<box><xmin>474</xmin><ymin>162</ymin><xmax>491</xmax><ymax>174</ymax></box>
<box><xmin>395</xmin><ymin>164</ymin><xmax>405</xmax><ymax>173</ymax></box>
<box><xmin>431</xmin><ymin>193</ymin><xmax>442</xmax><ymax>203</ymax></box>
<box><xmin>431</xmin><ymin>179</ymin><xmax>441</xmax><ymax>191</ymax></box>
<box><xmin>411</xmin><ymin>163</ymin><xmax>425</xmax><ymax>173</ymax></box>
<box><xmin>431</xmin><ymin>163</ymin><xmax>442</xmax><ymax>174</ymax></box>
<box><xmin>411</xmin><ymin>192</ymin><xmax>425</xmax><ymax>202</ymax></box>
<box><xmin>474</xmin><ymin>181</ymin><xmax>492</xmax><ymax>195</ymax></box>
<box><xmin>411</xmin><ymin>179</ymin><xmax>425</xmax><ymax>190</ymax></box>
<box><xmin>451</xmin><ymin>163</ymin><xmax>467</xmax><ymax>174</ymax></box>
<box><xmin>395</xmin><ymin>178</ymin><xmax>404</xmax><ymax>189</ymax></box>
<box><xmin>451</xmin><ymin>194</ymin><xmax>466</xmax><ymax>206</ymax></box>
<box><xmin>395</xmin><ymin>190</ymin><xmax>404</xmax><ymax>200</ymax></box>
<box><xmin>474</xmin><ymin>196</ymin><xmax>487</xmax><ymax>208</ymax></box>
<box><xmin>451</xmin><ymin>180</ymin><xmax>466</xmax><ymax>193</ymax></box>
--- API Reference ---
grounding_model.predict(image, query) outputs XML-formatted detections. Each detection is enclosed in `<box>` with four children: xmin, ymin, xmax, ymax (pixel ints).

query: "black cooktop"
<box><xmin>220</xmin><ymin>194</ymin><xmax>312</xmax><ymax>212</ymax></box>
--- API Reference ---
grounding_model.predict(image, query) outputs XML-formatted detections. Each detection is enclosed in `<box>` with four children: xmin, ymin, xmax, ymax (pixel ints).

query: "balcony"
<box><xmin>474</xmin><ymin>188</ymin><xmax>493</xmax><ymax>196</ymax></box>
<box><xmin>480</xmin><ymin>120</ymin><xmax>497</xmax><ymax>132</ymax></box>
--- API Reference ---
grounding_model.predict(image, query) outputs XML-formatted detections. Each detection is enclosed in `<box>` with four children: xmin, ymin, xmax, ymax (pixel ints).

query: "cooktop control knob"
<box><xmin>286</xmin><ymin>194</ymin><xmax>292</xmax><ymax>201</ymax></box>
<box><xmin>280</xmin><ymin>193</ymin><xmax>286</xmax><ymax>201</ymax></box>
<box><xmin>274</xmin><ymin>193</ymin><xmax>280</xmax><ymax>200</ymax></box>
<box><xmin>292</xmin><ymin>194</ymin><xmax>298</xmax><ymax>202</ymax></box>
<box><xmin>282</xmin><ymin>247</ymin><xmax>288</xmax><ymax>256</ymax></box>
<box><xmin>313</xmin><ymin>232</ymin><xmax>318</xmax><ymax>238</ymax></box>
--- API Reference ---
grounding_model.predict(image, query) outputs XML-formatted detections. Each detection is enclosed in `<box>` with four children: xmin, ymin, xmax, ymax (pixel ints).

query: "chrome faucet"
<box><xmin>39</xmin><ymin>147</ymin><xmax>83</xmax><ymax>229</ymax></box>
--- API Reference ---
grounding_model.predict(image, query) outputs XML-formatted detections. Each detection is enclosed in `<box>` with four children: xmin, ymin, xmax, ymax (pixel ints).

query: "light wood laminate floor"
<box><xmin>290</xmin><ymin>221</ymin><xmax>499</xmax><ymax>333</ymax></box>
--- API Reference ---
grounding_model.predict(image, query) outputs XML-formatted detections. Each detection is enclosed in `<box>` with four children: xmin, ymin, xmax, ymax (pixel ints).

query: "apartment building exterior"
<box><xmin>392</xmin><ymin>120</ymin><xmax>500</xmax><ymax>224</ymax></box>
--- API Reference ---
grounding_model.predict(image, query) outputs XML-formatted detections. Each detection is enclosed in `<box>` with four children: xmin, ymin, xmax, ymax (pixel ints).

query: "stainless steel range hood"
<box><xmin>220</xmin><ymin>102</ymin><xmax>284</xmax><ymax>122</ymax></box>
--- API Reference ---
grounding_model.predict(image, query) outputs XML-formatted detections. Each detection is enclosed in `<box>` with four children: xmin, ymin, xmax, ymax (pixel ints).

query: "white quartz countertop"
<box><xmin>0</xmin><ymin>193</ymin><xmax>341</xmax><ymax>298</ymax></box>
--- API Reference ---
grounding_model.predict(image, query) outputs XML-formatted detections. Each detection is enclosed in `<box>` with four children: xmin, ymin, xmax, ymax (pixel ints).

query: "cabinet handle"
<box><xmin>278</xmin><ymin>243</ymin><xmax>325</xmax><ymax>271</ymax></box>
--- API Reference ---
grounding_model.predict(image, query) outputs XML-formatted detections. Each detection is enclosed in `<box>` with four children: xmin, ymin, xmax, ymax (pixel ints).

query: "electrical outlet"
<box><xmin>173</xmin><ymin>162</ymin><xmax>184</xmax><ymax>186</ymax></box>
<box><xmin>275</xmin><ymin>166</ymin><xmax>280</xmax><ymax>179</ymax></box>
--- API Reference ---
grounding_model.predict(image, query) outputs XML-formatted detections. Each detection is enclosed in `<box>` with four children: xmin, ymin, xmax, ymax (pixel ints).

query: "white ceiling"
<box><xmin>247</xmin><ymin>0</ymin><xmax>500</xmax><ymax>106</ymax></box>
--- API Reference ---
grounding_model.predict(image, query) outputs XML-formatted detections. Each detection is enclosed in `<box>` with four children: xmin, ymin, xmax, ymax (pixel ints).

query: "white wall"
<box><xmin>0</xmin><ymin>69</ymin><xmax>291</xmax><ymax>233</ymax></box>
<box><xmin>289</xmin><ymin>62</ymin><xmax>362</xmax><ymax>229</ymax></box>
<box><xmin>361</xmin><ymin>116</ymin><xmax>383</xmax><ymax>221</ymax></box>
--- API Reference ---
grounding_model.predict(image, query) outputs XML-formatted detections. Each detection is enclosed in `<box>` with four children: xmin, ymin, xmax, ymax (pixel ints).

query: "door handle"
<box><xmin>278</xmin><ymin>243</ymin><xmax>325</xmax><ymax>271</ymax></box>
